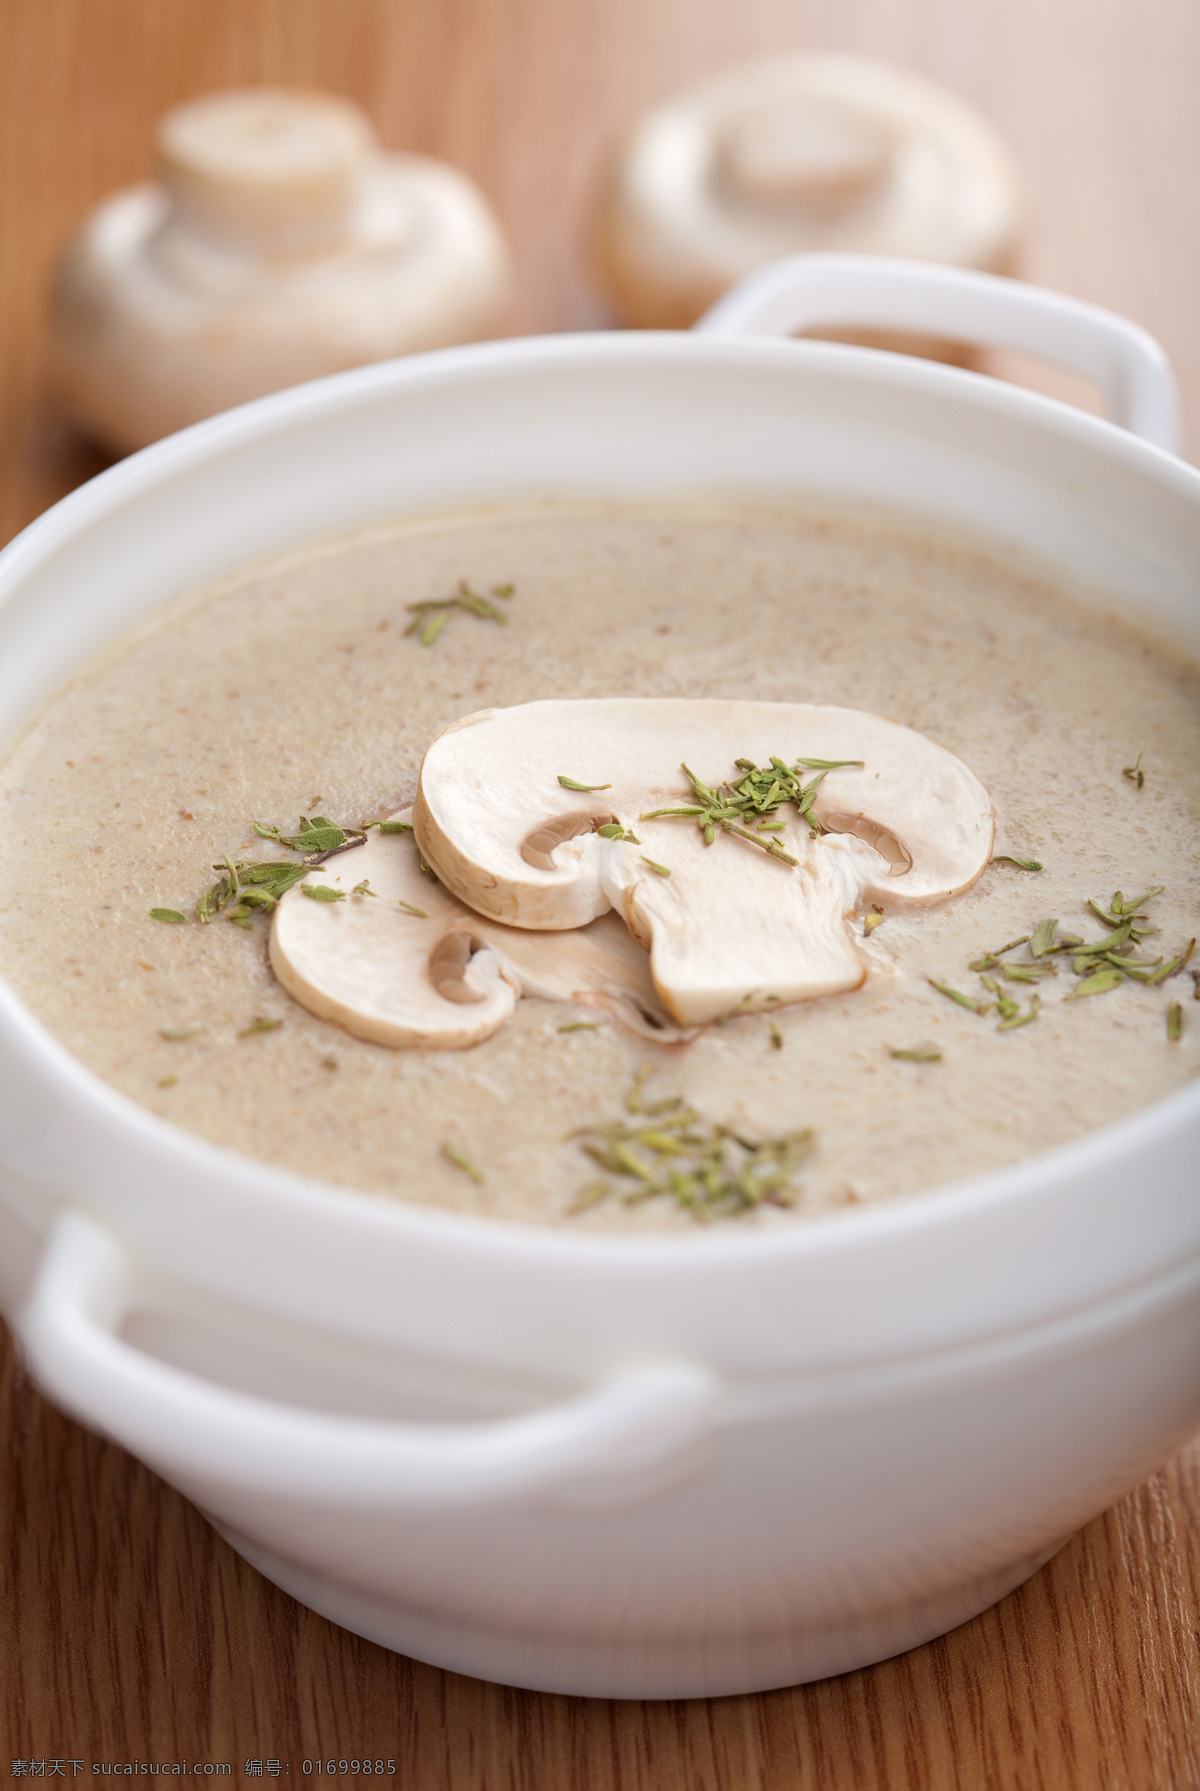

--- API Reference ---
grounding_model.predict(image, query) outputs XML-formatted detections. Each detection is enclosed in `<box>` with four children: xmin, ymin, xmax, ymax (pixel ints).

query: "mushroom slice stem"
<box><xmin>413</xmin><ymin>698</ymin><xmax>995</xmax><ymax>1026</ymax></box>
<box><xmin>269</xmin><ymin>811</ymin><xmax>696</xmax><ymax>1048</ymax></box>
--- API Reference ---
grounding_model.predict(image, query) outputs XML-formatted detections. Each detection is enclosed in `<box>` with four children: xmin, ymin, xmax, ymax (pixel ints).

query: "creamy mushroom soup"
<box><xmin>0</xmin><ymin>499</ymin><xmax>1196</xmax><ymax>1227</ymax></box>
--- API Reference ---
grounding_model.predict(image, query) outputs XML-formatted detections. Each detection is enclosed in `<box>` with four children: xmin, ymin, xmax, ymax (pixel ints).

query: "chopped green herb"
<box><xmin>1145</xmin><ymin>939</ymin><xmax>1195</xmax><ymax>984</ymax></box>
<box><xmin>441</xmin><ymin>1141</ymin><xmax>483</xmax><ymax>1182</ymax></box>
<box><xmin>568</xmin><ymin>1071</ymin><xmax>813</xmax><ymax>1220</ymax></box>
<box><xmin>596</xmin><ymin>822</ymin><xmax>640</xmax><ymax>844</ymax></box>
<box><xmin>566</xmin><ymin>1182</ymin><xmax>611</xmax><ymax>1216</ymax></box>
<box><xmin>998</xmin><ymin>993</ymin><xmax>1041</xmax><ymax>1031</ymax></box>
<box><xmin>1072</xmin><ymin>922</ymin><xmax>1134</xmax><ymax>960</ymax></box>
<box><xmin>238</xmin><ymin>1018</ymin><xmax>283</xmax><ymax>1037</ymax></box>
<box><xmin>301</xmin><ymin>883</ymin><xmax>346</xmax><ymax>903</ymax></box>
<box><xmin>640</xmin><ymin>751</ymin><xmax>862</xmax><ymax>867</ymax></box>
<box><xmin>969</xmin><ymin>935</ymin><xmax>1032</xmax><ymax>972</ymax></box>
<box><xmin>371</xmin><ymin>820</ymin><xmax>414</xmax><ymax>834</ymax></box>
<box><xmin>928</xmin><ymin>978</ymin><xmax>988</xmax><ymax>1014</ymax></box>
<box><xmin>792</xmin><ymin>756</ymin><xmax>866</xmax><ymax>771</ymax></box>
<box><xmin>1069</xmin><ymin>967</ymin><xmax>1125</xmax><ymax>998</ymax></box>
<box><xmin>1168</xmin><ymin>1003</ymin><xmax>1183</xmax><ymax>1041</ymax></box>
<box><xmin>418</xmin><ymin>855</ymin><xmax>438</xmax><ymax>883</ymax></box>
<box><xmin>237</xmin><ymin>861</ymin><xmax>310</xmax><ymax>893</ymax></box>
<box><xmin>641</xmin><ymin>857</ymin><xmax>671</xmax><ymax>877</ymax></box>
<box><xmin>767</xmin><ymin>1020</ymin><xmax>784</xmax><ymax>1051</ymax></box>
<box><xmin>892</xmin><ymin>1048</ymin><xmax>942</xmax><ymax>1063</ymax></box>
<box><xmin>406</xmin><ymin>579</ymin><xmax>513</xmax><ymax>646</ymax></box>
<box><xmin>255</xmin><ymin>815</ymin><xmax>349</xmax><ymax>855</ymax></box>
<box><xmin>1091</xmin><ymin>887</ymin><xmax>1164</xmax><ymax>925</ymax></box>
<box><xmin>157</xmin><ymin>1075</ymin><xmax>178</xmax><ymax>1089</ymax></box>
<box><xmin>1030</xmin><ymin>919</ymin><xmax>1060</xmax><ymax>959</ymax></box>
<box><xmin>1123</xmin><ymin>750</ymin><xmax>1145</xmax><ymax>790</ymax></box>
<box><xmin>149</xmin><ymin>907</ymin><xmax>188</xmax><ymax>925</ymax></box>
<box><xmin>397</xmin><ymin>900</ymin><xmax>429</xmax><ymax>918</ymax></box>
<box><xmin>863</xmin><ymin>910</ymin><xmax>884</xmax><ymax>934</ymax></box>
<box><xmin>558</xmin><ymin>775</ymin><xmax>612</xmax><ymax>792</ymax></box>
<box><xmin>351</xmin><ymin>880</ymin><xmax>377</xmax><ymax>898</ymax></box>
<box><xmin>558</xmin><ymin>1021</ymin><xmax>599</xmax><ymax>1033</ymax></box>
<box><xmin>158</xmin><ymin>1027</ymin><xmax>200</xmax><ymax>1041</ymax></box>
<box><xmin>992</xmin><ymin>856</ymin><xmax>1044</xmax><ymax>872</ymax></box>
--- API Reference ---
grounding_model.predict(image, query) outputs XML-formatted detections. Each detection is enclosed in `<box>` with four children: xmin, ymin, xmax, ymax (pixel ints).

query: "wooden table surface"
<box><xmin>1</xmin><ymin>2</ymin><xmax>1198</xmax><ymax>1785</ymax></box>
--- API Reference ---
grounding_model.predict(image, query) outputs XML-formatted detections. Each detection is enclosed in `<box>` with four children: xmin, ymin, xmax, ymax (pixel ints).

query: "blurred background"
<box><xmin>1</xmin><ymin>0</ymin><xmax>1197</xmax><ymax>550</ymax></box>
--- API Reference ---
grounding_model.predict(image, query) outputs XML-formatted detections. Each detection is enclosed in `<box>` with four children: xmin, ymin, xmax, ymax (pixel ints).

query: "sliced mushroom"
<box><xmin>269</xmin><ymin>812</ymin><xmax>695</xmax><ymax>1048</ymax></box>
<box><xmin>413</xmin><ymin>699</ymin><xmax>994</xmax><ymax>1026</ymax></box>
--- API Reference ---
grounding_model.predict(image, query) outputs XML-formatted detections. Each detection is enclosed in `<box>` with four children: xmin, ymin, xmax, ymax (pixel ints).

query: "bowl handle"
<box><xmin>695</xmin><ymin>253</ymin><xmax>1180</xmax><ymax>453</ymax></box>
<box><xmin>18</xmin><ymin>1208</ymin><xmax>718</xmax><ymax>1507</ymax></box>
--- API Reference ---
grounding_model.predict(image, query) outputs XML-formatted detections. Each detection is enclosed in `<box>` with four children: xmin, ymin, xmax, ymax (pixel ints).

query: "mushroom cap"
<box><xmin>413</xmin><ymin>698</ymin><xmax>995</xmax><ymax>1026</ymax></box>
<box><xmin>591</xmin><ymin>53</ymin><xmax>1025</xmax><ymax>330</ymax></box>
<box><xmin>49</xmin><ymin>88</ymin><xmax>513</xmax><ymax>453</ymax></box>
<box><xmin>269</xmin><ymin>812</ymin><xmax>695</xmax><ymax>1048</ymax></box>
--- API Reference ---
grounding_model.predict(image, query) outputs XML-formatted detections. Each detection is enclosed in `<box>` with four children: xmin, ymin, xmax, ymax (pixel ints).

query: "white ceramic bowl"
<box><xmin>1</xmin><ymin>257</ymin><xmax>1198</xmax><ymax>1700</ymax></box>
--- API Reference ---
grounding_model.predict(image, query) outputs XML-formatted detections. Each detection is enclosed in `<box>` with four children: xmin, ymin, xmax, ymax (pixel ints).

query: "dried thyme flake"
<box><xmin>558</xmin><ymin>775</ymin><xmax>612</xmax><ymax>792</ymax></box>
<box><xmin>1072</xmin><ymin>922</ymin><xmax>1135</xmax><ymax>960</ymax></box>
<box><xmin>767</xmin><ymin>1019</ymin><xmax>785</xmax><ymax>1051</ymax></box>
<box><xmin>157</xmin><ymin>1075</ymin><xmax>178</xmax><ymax>1089</ymax></box>
<box><xmin>1029</xmin><ymin>919</ymin><xmax>1061</xmax><ymax>959</ymax></box>
<box><xmin>1000</xmin><ymin>962</ymin><xmax>1056</xmax><ymax>983</ymax></box>
<box><xmin>158</xmin><ymin>1027</ymin><xmax>201</xmax><ymax>1042</ymax></box>
<box><xmin>992</xmin><ymin>855</ymin><xmax>1044</xmax><ymax>872</ymax></box>
<box><xmin>1146</xmin><ymin>940</ymin><xmax>1195</xmax><ymax>984</ymax></box>
<box><xmin>406</xmin><ymin>579</ymin><xmax>513</xmax><ymax>646</ymax></box>
<box><xmin>892</xmin><ymin>1048</ymin><xmax>942</xmax><ymax>1063</ymax></box>
<box><xmin>370</xmin><ymin>820</ymin><xmax>414</xmax><ymax>834</ymax></box>
<box><xmin>417</xmin><ymin>854</ymin><xmax>439</xmax><ymax>884</ymax></box>
<box><xmin>351</xmin><ymin>879</ymin><xmax>377</xmax><ymax>898</ymax></box>
<box><xmin>1123</xmin><ymin>750</ymin><xmax>1146</xmax><ymax>790</ymax></box>
<box><xmin>998</xmin><ymin>993</ymin><xmax>1041</xmax><ymax>1031</ymax></box>
<box><xmin>1069</xmin><ymin>967</ymin><xmax>1125</xmax><ymax>998</ymax></box>
<box><xmin>254</xmin><ymin>815</ymin><xmax>350</xmax><ymax>855</ymax></box>
<box><xmin>149</xmin><ymin>907</ymin><xmax>188</xmax><ymax>925</ymax></box>
<box><xmin>568</xmin><ymin>1072</ymin><xmax>813</xmax><ymax>1220</ymax></box>
<box><xmin>928</xmin><ymin>978</ymin><xmax>988</xmax><ymax>1014</ymax></box>
<box><xmin>969</xmin><ymin>936</ymin><xmax>1031</xmax><ymax>972</ymax></box>
<box><xmin>392</xmin><ymin>899</ymin><xmax>427</xmax><ymax>919</ymax></box>
<box><xmin>641</xmin><ymin>857</ymin><xmax>671</xmax><ymax>877</ymax></box>
<box><xmin>566</xmin><ymin>1181</ymin><xmax>611</xmax><ymax>1216</ymax></box>
<box><xmin>238</xmin><ymin>1017</ymin><xmax>283</xmax><ymax>1037</ymax></box>
<box><xmin>1168</xmin><ymin>1003</ymin><xmax>1183</xmax><ymax>1041</ymax></box>
<box><xmin>234</xmin><ymin>862</ymin><xmax>307</xmax><ymax>895</ymax></box>
<box><xmin>558</xmin><ymin>1021</ymin><xmax>599</xmax><ymax>1033</ymax></box>
<box><xmin>1089</xmin><ymin>888</ymin><xmax>1164</xmax><ymax>927</ymax></box>
<box><xmin>441</xmin><ymin>1141</ymin><xmax>483</xmax><ymax>1183</ymax></box>
<box><xmin>300</xmin><ymin>883</ymin><xmax>346</xmax><ymax>903</ymax></box>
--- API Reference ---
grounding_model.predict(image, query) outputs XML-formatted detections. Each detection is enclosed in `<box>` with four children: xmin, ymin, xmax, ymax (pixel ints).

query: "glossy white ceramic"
<box><xmin>1</xmin><ymin>258</ymin><xmax>1198</xmax><ymax>1700</ymax></box>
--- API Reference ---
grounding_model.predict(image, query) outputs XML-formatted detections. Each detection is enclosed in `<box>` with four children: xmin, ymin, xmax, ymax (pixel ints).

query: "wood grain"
<box><xmin>1</xmin><ymin>0</ymin><xmax>1198</xmax><ymax>1784</ymax></box>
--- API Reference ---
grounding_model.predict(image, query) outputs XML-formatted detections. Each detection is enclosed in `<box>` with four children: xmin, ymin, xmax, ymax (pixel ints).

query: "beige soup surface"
<box><xmin>0</xmin><ymin>499</ymin><xmax>1196</xmax><ymax>1228</ymax></box>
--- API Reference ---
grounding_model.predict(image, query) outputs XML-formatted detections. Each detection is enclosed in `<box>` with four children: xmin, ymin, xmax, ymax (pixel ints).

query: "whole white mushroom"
<box><xmin>591</xmin><ymin>55</ymin><xmax>1025</xmax><ymax>342</ymax></box>
<box><xmin>49</xmin><ymin>88</ymin><xmax>514</xmax><ymax>453</ymax></box>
